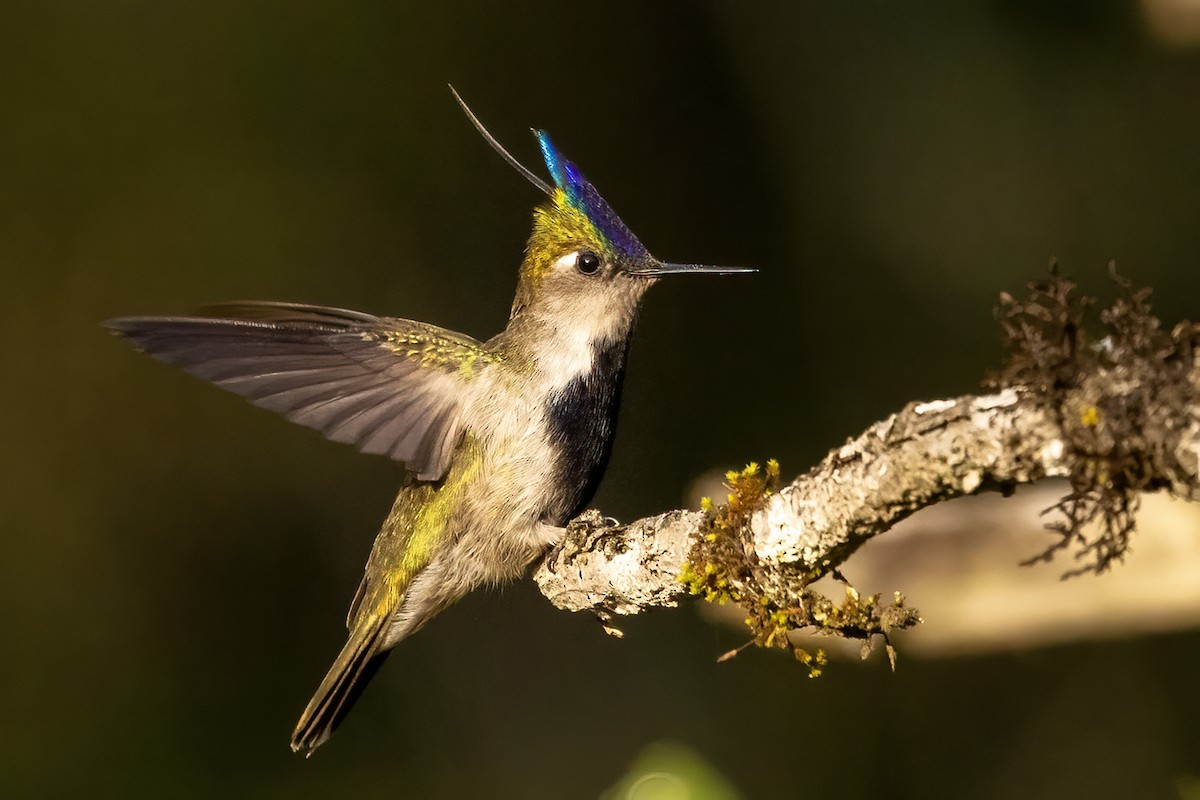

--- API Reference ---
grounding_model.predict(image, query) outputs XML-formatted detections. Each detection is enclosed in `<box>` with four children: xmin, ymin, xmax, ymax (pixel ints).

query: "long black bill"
<box><xmin>625</xmin><ymin>261</ymin><xmax>756</xmax><ymax>276</ymax></box>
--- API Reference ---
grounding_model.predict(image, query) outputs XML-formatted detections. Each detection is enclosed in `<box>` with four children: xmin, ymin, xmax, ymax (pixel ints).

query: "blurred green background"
<box><xmin>3</xmin><ymin>1</ymin><xmax>1200</xmax><ymax>797</ymax></box>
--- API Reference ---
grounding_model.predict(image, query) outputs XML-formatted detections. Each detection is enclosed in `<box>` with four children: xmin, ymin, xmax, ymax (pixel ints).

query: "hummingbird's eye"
<box><xmin>575</xmin><ymin>251</ymin><xmax>602</xmax><ymax>275</ymax></box>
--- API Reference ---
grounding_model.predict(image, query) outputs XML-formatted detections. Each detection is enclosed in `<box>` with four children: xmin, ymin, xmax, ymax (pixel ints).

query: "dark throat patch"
<box><xmin>542</xmin><ymin>336</ymin><xmax>630</xmax><ymax>524</ymax></box>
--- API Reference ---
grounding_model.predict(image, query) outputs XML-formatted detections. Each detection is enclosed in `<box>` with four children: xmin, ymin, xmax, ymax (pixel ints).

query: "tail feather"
<box><xmin>290</xmin><ymin>617</ymin><xmax>390</xmax><ymax>756</ymax></box>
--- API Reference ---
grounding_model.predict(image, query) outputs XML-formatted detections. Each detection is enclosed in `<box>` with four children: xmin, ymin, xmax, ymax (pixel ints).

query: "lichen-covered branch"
<box><xmin>534</xmin><ymin>268</ymin><xmax>1200</xmax><ymax>658</ymax></box>
<box><xmin>535</xmin><ymin>388</ymin><xmax>1068</xmax><ymax>614</ymax></box>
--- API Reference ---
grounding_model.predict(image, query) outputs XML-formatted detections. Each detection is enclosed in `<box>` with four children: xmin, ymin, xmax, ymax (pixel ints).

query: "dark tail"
<box><xmin>290</xmin><ymin>617</ymin><xmax>390</xmax><ymax>756</ymax></box>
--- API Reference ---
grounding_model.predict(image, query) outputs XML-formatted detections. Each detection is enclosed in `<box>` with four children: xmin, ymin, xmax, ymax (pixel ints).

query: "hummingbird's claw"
<box><xmin>592</xmin><ymin>608</ymin><xmax>624</xmax><ymax>638</ymax></box>
<box><xmin>544</xmin><ymin>540</ymin><xmax>566</xmax><ymax>573</ymax></box>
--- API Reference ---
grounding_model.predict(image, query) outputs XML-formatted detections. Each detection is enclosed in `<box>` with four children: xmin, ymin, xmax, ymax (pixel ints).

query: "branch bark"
<box><xmin>536</xmin><ymin>272</ymin><xmax>1200</xmax><ymax>653</ymax></box>
<box><xmin>534</xmin><ymin>381</ymin><xmax>1200</xmax><ymax>618</ymax></box>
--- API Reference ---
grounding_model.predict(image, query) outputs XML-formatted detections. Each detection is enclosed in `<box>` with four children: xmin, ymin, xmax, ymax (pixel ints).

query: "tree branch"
<box><xmin>535</xmin><ymin>272</ymin><xmax>1200</xmax><ymax>640</ymax></box>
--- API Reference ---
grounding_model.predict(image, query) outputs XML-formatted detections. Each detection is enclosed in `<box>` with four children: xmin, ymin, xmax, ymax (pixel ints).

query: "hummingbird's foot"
<box><xmin>544</xmin><ymin>541</ymin><xmax>565</xmax><ymax>573</ymax></box>
<box><xmin>537</xmin><ymin>523</ymin><xmax>569</xmax><ymax>573</ymax></box>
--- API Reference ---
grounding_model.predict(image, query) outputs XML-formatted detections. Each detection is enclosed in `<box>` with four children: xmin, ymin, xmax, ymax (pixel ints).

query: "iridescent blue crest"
<box><xmin>451</xmin><ymin>88</ymin><xmax>748</xmax><ymax>276</ymax></box>
<box><xmin>536</xmin><ymin>131</ymin><xmax>650</xmax><ymax>261</ymax></box>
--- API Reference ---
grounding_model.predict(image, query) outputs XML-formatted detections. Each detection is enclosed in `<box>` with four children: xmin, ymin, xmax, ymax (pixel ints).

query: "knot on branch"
<box><xmin>536</xmin><ymin>508</ymin><xmax>701</xmax><ymax>617</ymax></box>
<box><xmin>989</xmin><ymin>262</ymin><xmax>1200</xmax><ymax>575</ymax></box>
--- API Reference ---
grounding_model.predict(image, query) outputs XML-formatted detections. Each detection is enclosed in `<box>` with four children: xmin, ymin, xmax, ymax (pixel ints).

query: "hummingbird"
<box><xmin>105</xmin><ymin>89</ymin><xmax>752</xmax><ymax>755</ymax></box>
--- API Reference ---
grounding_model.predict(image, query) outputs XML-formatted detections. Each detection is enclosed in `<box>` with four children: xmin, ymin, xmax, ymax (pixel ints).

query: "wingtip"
<box><xmin>102</xmin><ymin>317</ymin><xmax>148</xmax><ymax>339</ymax></box>
<box><xmin>101</xmin><ymin>316</ymin><xmax>168</xmax><ymax>346</ymax></box>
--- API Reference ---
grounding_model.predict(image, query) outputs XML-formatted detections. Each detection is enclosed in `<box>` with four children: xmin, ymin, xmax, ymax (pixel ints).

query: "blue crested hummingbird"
<box><xmin>105</xmin><ymin>89</ymin><xmax>752</xmax><ymax>754</ymax></box>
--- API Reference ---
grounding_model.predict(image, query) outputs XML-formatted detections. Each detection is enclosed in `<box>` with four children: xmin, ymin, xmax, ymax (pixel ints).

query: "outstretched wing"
<box><xmin>105</xmin><ymin>301</ymin><xmax>498</xmax><ymax>481</ymax></box>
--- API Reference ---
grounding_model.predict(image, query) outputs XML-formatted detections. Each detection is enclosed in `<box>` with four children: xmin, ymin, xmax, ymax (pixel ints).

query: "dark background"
<box><xmin>3</xmin><ymin>1</ymin><xmax>1199</xmax><ymax>797</ymax></box>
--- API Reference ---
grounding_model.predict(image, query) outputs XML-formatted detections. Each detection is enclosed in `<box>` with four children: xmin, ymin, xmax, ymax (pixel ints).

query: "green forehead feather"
<box><xmin>522</xmin><ymin>189</ymin><xmax>609</xmax><ymax>280</ymax></box>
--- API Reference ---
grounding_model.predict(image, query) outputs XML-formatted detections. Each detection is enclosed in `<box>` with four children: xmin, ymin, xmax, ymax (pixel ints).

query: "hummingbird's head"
<box><xmin>451</xmin><ymin>89</ymin><xmax>751</xmax><ymax>332</ymax></box>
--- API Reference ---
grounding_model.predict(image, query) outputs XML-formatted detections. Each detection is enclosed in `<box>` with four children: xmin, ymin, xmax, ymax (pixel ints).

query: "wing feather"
<box><xmin>105</xmin><ymin>303</ymin><xmax>495</xmax><ymax>480</ymax></box>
